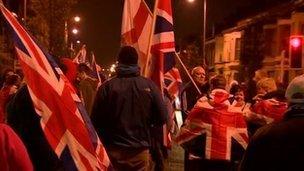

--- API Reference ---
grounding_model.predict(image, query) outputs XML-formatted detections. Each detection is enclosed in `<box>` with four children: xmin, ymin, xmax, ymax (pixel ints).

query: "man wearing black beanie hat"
<box><xmin>91</xmin><ymin>46</ymin><xmax>168</xmax><ymax>171</ymax></box>
<box><xmin>117</xmin><ymin>46</ymin><xmax>138</xmax><ymax>65</ymax></box>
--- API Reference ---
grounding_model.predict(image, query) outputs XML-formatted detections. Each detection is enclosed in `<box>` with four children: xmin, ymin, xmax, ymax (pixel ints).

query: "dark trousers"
<box><xmin>107</xmin><ymin>147</ymin><xmax>150</xmax><ymax>171</ymax></box>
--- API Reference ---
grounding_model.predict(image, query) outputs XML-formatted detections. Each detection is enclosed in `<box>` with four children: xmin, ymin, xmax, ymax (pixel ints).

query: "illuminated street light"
<box><xmin>76</xmin><ymin>40</ymin><xmax>81</xmax><ymax>44</ymax></box>
<box><xmin>74</xmin><ymin>16</ymin><xmax>81</xmax><ymax>22</ymax></box>
<box><xmin>110</xmin><ymin>64</ymin><xmax>117</xmax><ymax>73</ymax></box>
<box><xmin>72</xmin><ymin>28</ymin><xmax>79</xmax><ymax>34</ymax></box>
<box><xmin>187</xmin><ymin>0</ymin><xmax>195</xmax><ymax>3</ymax></box>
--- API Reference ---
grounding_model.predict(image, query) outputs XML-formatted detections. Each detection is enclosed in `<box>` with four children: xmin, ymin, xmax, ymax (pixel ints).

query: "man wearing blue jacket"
<box><xmin>91</xmin><ymin>46</ymin><xmax>168</xmax><ymax>171</ymax></box>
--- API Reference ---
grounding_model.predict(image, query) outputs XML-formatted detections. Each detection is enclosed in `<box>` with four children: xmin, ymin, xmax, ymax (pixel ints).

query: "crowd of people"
<box><xmin>0</xmin><ymin>46</ymin><xmax>304</xmax><ymax>171</ymax></box>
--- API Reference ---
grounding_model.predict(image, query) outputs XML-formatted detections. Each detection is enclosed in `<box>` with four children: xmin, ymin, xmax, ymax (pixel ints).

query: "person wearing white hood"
<box><xmin>239</xmin><ymin>74</ymin><xmax>304</xmax><ymax>171</ymax></box>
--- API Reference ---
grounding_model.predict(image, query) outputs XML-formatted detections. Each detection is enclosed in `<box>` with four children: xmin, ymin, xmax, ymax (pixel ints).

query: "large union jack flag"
<box><xmin>144</xmin><ymin>0</ymin><xmax>182</xmax><ymax>147</ymax></box>
<box><xmin>145</xmin><ymin>0</ymin><xmax>175</xmax><ymax>89</ymax></box>
<box><xmin>0</xmin><ymin>4</ymin><xmax>110</xmax><ymax>171</ymax></box>
<box><xmin>175</xmin><ymin>89</ymin><xmax>248</xmax><ymax>160</ymax></box>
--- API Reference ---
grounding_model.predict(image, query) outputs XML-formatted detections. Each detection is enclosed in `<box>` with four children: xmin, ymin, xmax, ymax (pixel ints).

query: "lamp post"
<box><xmin>64</xmin><ymin>16</ymin><xmax>81</xmax><ymax>57</ymax></box>
<box><xmin>187</xmin><ymin>0</ymin><xmax>207</xmax><ymax>65</ymax></box>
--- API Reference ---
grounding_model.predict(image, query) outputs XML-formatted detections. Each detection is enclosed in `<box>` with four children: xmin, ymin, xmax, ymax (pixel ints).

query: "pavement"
<box><xmin>165</xmin><ymin>142</ymin><xmax>185</xmax><ymax>171</ymax></box>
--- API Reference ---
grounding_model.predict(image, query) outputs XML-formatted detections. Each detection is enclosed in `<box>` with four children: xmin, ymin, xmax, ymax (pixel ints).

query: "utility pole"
<box><xmin>202</xmin><ymin>0</ymin><xmax>207</xmax><ymax>66</ymax></box>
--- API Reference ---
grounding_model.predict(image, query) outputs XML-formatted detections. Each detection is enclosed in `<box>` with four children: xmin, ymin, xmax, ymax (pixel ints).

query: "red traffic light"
<box><xmin>290</xmin><ymin>37</ymin><xmax>302</xmax><ymax>48</ymax></box>
<box><xmin>290</xmin><ymin>36</ymin><xmax>303</xmax><ymax>68</ymax></box>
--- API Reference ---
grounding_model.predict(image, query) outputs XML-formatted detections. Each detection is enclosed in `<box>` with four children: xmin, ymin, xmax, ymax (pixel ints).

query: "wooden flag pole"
<box><xmin>144</xmin><ymin>0</ymin><xmax>159</xmax><ymax>77</ymax></box>
<box><xmin>175</xmin><ymin>52</ymin><xmax>202</xmax><ymax>95</ymax></box>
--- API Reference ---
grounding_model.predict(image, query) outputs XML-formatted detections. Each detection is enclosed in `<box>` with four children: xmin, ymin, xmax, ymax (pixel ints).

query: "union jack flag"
<box><xmin>145</xmin><ymin>0</ymin><xmax>181</xmax><ymax>97</ymax></box>
<box><xmin>145</xmin><ymin>0</ymin><xmax>182</xmax><ymax>147</ymax></box>
<box><xmin>249</xmin><ymin>98</ymin><xmax>287</xmax><ymax>124</ymax></box>
<box><xmin>145</xmin><ymin>0</ymin><xmax>176</xmax><ymax>89</ymax></box>
<box><xmin>175</xmin><ymin>89</ymin><xmax>248</xmax><ymax>160</ymax></box>
<box><xmin>0</xmin><ymin>4</ymin><xmax>110</xmax><ymax>170</ymax></box>
<box><xmin>164</xmin><ymin>67</ymin><xmax>182</xmax><ymax>98</ymax></box>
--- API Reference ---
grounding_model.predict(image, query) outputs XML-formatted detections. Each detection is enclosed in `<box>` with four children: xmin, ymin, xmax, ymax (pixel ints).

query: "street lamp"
<box><xmin>74</xmin><ymin>16</ymin><xmax>81</xmax><ymax>22</ymax></box>
<box><xmin>64</xmin><ymin>16</ymin><xmax>81</xmax><ymax>56</ymax></box>
<box><xmin>72</xmin><ymin>28</ymin><xmax>79</xmax><ymax>35</ymax></box>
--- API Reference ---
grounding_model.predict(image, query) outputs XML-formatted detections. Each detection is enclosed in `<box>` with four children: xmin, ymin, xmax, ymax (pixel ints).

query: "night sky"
<box><xmin>75</xmin><ymin>0</ymin><xmax>289</xmax><ymax>68</ymax></box>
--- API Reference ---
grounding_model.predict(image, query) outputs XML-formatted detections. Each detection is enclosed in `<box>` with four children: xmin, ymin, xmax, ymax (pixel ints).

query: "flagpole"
<box><xmin>175</xmin><ymin>52</ymin><xmax>202</xmax><ymax>95</ymax></box>
<box><xmin>144</xmin><ymin>0</ymin><xmax>159</xmax><ymax>77</ymax></box>
<box><xmin>142</xmin><ymin>0</ymin><xmax>153</xmax><ymax>16</ymax></box>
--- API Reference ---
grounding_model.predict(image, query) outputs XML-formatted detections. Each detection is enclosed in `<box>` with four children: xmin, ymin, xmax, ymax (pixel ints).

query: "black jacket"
<box><xmin>181</xmin><ymin>81</ymin><xmax>209</xmax><ymax>112</ymax></box>
<box><xmin>91</xmin><ymin>69</ymin><xmax>167</xmax><ymax>149</ymax></box>
<box><xmin>239</xmin><ymin>106</ymin><xmax>304</xmax><ymax>171</ymax></box>
<box><xmin>6</xmin><ymin>85</ymin><xmax>65</xmax><ymax>171</ymax></box>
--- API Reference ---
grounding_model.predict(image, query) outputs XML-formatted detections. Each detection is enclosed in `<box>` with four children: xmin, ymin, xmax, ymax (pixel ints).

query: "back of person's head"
<box><xmin>256</xmin><ymin>78</ymin><xmax>277</xmax><ymax>94</ymax></box>
<box><xmin>117</xmin><ymin>46</ymin><xmax>138</xmax><ymax>65</ymax></box>
<box><xmin>2</xmin><ymin>68</ymin><xmax>14</xmax><ymax>80</ymax></box>
<box><xmin>210</xmin><ymin>75</ymin><xmax>226</xmax><ymax>90</ymax></box>
<box><xmin>5</xmin><ymin>74</ymin><xmax>20</xmax><ymax>86</ymax></box>
<box><xmin>77</xmin><ymin>63</ymin><xmax>92</xmax><ymax>75</ymax></box>
<box><xmin>285</xmin><ymin>75</ymin><xmax>304</xmax><ymax>104</ymax></box>
<box><xmin>253</xmin><ymin>69</ymin><xmax>268</xmax><ymax>82</ymax></box>
<box><xmin>230</xmin><ymin>84</ymin><xmax>243</xmax><ymax>95</ymax></box>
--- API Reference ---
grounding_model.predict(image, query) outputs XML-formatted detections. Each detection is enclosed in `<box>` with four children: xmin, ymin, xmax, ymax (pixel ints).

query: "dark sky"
<box><xmin>75</xmin><ymin>0</ymin><xmax>286</xmax><ymax>68</ymax></box>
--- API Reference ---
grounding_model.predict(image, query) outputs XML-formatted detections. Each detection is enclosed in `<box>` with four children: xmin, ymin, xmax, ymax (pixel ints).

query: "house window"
<box><xmin>235</xmin><ymin>38</ymin><xmax>241</xmax><ymax>60</ymax></box>
<box><xmin>264</xmin><ymin>28</ymin><xmax>277</xmax><ymax>57</ymax></box>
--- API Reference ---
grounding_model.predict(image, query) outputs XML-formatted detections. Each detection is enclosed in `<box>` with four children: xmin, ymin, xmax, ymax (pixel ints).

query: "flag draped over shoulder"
<box><xmin>249</xmin><ymin>98</ymin><xmax>287</xmax><ymax>124</ymax></box>
<box><xmin>175</xmin><ymin>89</ymin><xmax>248</xmax><ymax>161</ymax></box>
<box><xmin>0</xmin><ymin>4</ymin><xmax>110</xmax><ymax>171</ymax></box>
<box><xmin>121</xmin><ymin>0</ymin><xmax>152</xmax><ymax>74</ymax></box>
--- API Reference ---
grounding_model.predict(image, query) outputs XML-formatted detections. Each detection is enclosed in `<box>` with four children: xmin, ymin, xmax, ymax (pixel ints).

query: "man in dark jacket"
<box><xmin>91</xmin><ymin>46</ymin><xmax>168</xmax><ymax>171</ymax></box>
<box><xmin>77</xmin><ymin>63</ymin><xmax>98</xmax><ymax>115</ymax></box>
<box><xmin>181</xmin><ymin>66</ymin><xmax>209</xmax><ymax>113</ymax></box>
<box><xmin>6</xmin><ymin>85</ymin><xmax>65</xmax><ymax>171</ymax></box>
<box><xmin>180</xmin><ymin>66</ymin><xmax>210</xmax><ymax>171</ymax></box>
<box><xmin>239</xmin><ymin>74</ymin><xmax>304</xmax><ymax>171</ymax></box>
